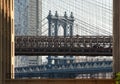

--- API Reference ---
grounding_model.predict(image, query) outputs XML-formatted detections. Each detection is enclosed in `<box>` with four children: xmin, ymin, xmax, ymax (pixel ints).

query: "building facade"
<box><xmin>15</xmin><ymin>0</ymin><xmax>42</xmax><ymax>67</ymax></box>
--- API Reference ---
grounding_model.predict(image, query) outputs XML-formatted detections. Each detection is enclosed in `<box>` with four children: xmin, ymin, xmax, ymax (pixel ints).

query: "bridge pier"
<box><xmin>0</xmin><ymin>0</ymin><xmax>14</xmax><ymax>84</ymax></box>
<box><xmin>113</xmin><ymin>0</ymin><xmax>120</xmax><ymax>77</ymax></box>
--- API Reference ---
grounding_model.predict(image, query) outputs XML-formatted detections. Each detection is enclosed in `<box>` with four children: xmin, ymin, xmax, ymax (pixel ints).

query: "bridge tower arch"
<box><xmin>47</xmin><ymin>10</ymin><xmax>74</xmax><ymax>36</ymax></box>
<box><xmin>47</xmin><ymin>11</ymin><xmax>75</xmax><ymax>65</ymax></box>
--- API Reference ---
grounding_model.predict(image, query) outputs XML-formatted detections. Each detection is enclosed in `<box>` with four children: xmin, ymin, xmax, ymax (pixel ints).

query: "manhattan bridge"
<box><xmin>15</xmin><ymin>0</ymin><xmax>113</xmax><ymax>79</ymax></box>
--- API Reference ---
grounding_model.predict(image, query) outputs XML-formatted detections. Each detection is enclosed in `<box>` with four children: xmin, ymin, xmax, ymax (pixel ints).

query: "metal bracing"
<box><xmin>15</xmin><ymin>60</ymin><xmax>112</xmax><ymax>78</ymax></box>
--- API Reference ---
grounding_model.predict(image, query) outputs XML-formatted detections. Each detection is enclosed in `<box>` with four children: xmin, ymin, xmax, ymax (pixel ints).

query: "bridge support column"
<box><xmin>0</xmin><ymin>0</ymin><xmax>14</xmax><ymax>84</ymax></box>
<box><xmin>47</xmin><ymin>56</ymin><xmax>52</xmax><ymax>65</ymax></box>
<box><xmin>113</xmin><ymin>0</ymin><xmax>120</xmax><ymax>77</ymax></box>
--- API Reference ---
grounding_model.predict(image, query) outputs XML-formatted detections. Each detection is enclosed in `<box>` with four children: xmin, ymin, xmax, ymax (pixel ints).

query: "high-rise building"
<box><xmin>15</xmin><ymin>0</ymin><xmax>42</xmax><ymax>67</ymax></box>
<box><xmin>27</xmin><ymin>0</ymin><xmax>42</xmax><ymax>36</ymax></box>
<box><xmin>15</xmin><ymin>0</ymin><xmax>28</xmax><ymax>35</ymax></box>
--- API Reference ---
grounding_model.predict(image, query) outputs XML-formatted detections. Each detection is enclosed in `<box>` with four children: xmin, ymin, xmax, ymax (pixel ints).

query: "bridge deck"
<box><xmin>15</xmin><ymin>36</ymin><xmax>112</xmax><ymax>56</ymax></box>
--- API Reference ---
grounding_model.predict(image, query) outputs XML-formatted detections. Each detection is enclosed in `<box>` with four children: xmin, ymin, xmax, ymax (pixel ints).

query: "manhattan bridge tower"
<box><xmin>47</xmin><ymin>11</ymin><xmax>75</xmax><ymax>65</ymax></box>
